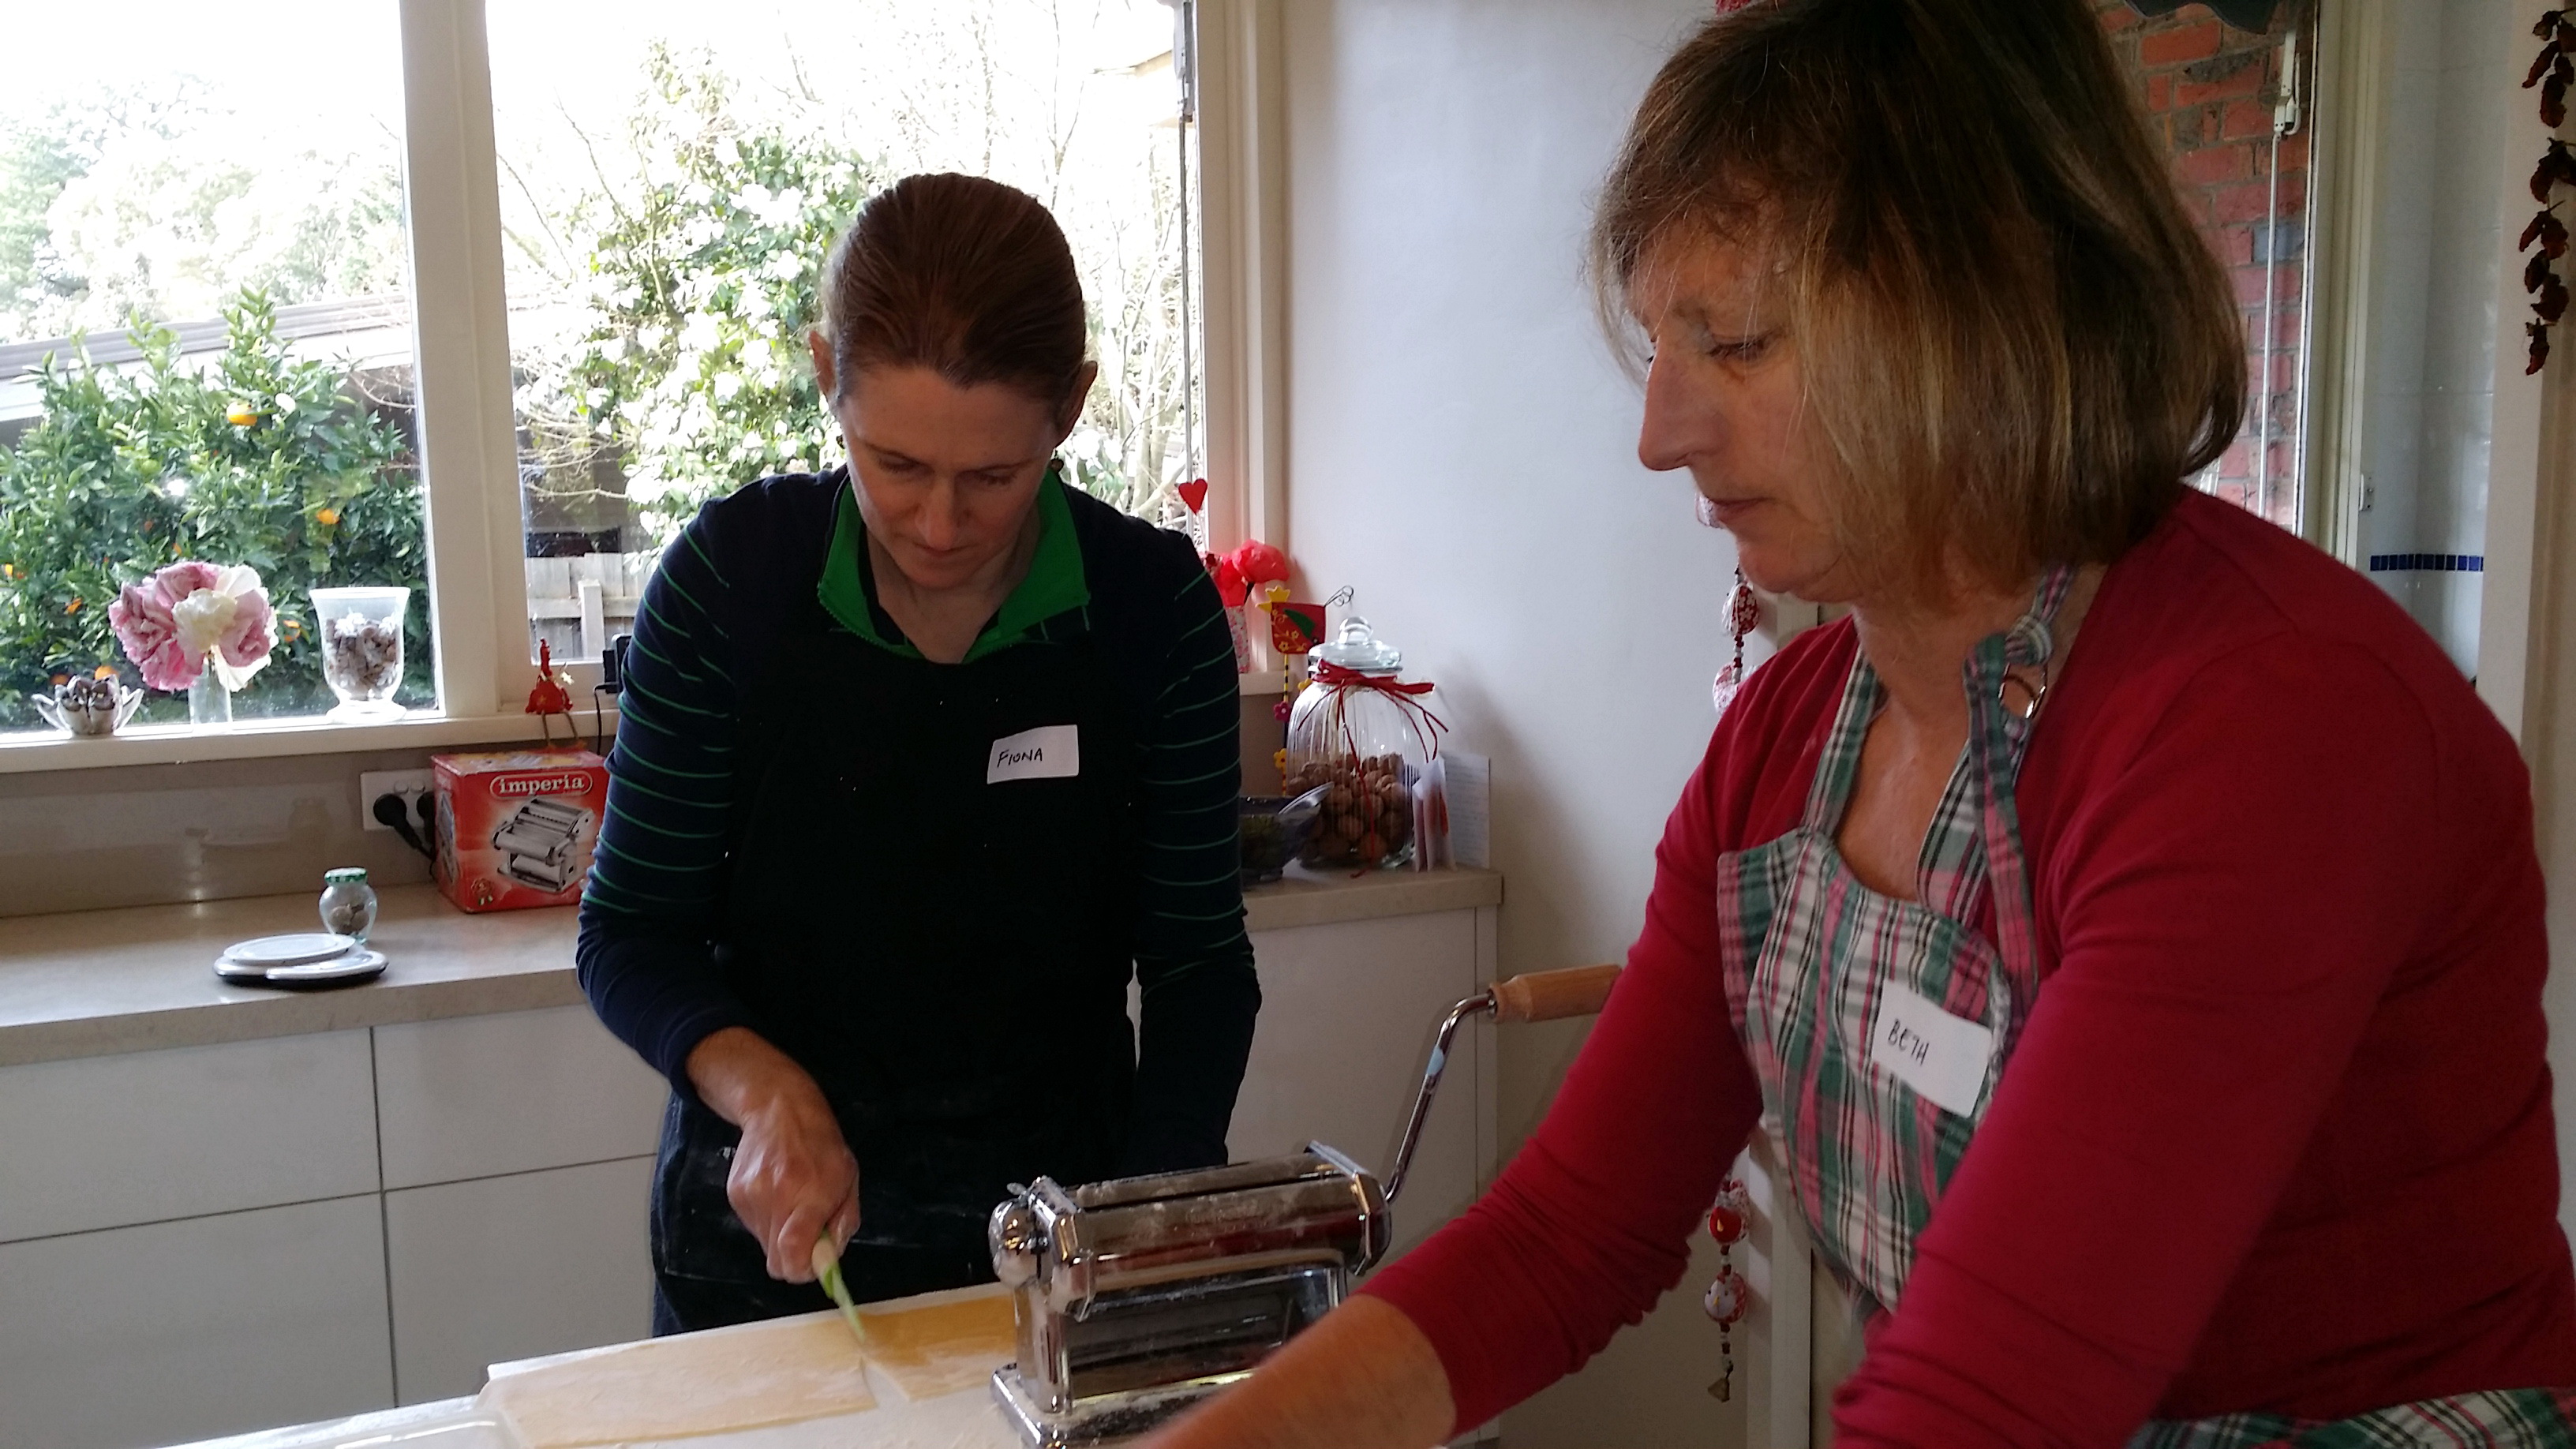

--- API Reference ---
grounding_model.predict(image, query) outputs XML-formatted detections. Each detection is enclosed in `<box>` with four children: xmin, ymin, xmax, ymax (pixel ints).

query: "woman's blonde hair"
<box><xmin>1594</xmin><ymin>0</ymin><xmax>2245</xmax><ymax>597</ymax></box>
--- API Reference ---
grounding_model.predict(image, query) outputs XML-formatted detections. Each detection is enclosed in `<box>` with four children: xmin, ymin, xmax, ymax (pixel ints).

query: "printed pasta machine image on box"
<box><xmin>490</xmin><ymin>796</ymin><xmax>593</xmax><ymax>893</ymax></box>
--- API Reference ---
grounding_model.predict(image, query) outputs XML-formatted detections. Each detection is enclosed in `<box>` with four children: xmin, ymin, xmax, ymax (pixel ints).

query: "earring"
<box><xmin>1702</xmin><ymin>1176</ymin><xmax>1751</xmax><ymax>1401</ymax></box>
<box><xmin>1713</xmin><ymin>568</ymin><xmax>1761</xmax><ymax>718</ymax></box>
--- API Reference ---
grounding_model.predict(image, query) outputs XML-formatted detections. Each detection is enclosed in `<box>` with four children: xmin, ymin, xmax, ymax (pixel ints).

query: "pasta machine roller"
<box><xmin>987</xmin><ymin>963</ymin><xmax>1620</xmax><ymax>1447</ymax></box>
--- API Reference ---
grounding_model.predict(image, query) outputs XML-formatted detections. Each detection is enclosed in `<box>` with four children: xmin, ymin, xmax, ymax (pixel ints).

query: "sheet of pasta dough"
<box><xmin>858</xmin><ymin>1290</ymin><xmax>1018</xmax><ymax>1401</ymax></box>
<box><xmin>479</xmin><ymin>1312</ymin><xmax>875</xmax><ymax>1448</ymax></box>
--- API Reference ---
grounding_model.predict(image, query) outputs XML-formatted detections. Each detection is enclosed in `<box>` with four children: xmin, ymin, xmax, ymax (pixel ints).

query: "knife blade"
<box><xmin>811</xmin><ymin>1235</ymin><xmax>869</xmax><ymax>1350</ymax></box>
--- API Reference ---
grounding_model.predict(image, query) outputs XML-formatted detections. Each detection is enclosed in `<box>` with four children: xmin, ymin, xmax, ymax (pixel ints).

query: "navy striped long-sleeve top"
<box><xmin>576</xmin><ymin>466</ymin><xmax>1258</xmax><ymax>1174</ymax></box>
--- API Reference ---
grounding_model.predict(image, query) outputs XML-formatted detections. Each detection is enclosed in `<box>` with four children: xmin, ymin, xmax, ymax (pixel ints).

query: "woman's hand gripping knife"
<box><xmin>685</xmin><ymin>1026</ymin><xmax>862</xmax><ymax>1281</ymax></box>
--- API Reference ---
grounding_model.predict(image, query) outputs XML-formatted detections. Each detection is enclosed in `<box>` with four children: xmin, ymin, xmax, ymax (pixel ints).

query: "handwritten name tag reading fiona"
<box><xmin>1868</xmin><ymin>982</ymin><xmax>1995</xmax><ymax>1117</ymax></box>
<box><xmin>987</xmin><ymin>724</ymin><xmax>1080</xmax><ymax>784</ymax></box>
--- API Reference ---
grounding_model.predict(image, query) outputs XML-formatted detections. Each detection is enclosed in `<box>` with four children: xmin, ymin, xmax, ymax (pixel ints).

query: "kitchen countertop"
<box><xmin>168</xmin><ymin>1397</ymin><xmax>488</xmax><ymax>1449</ymax></box>
<box><xmin>0</xmin><ymin>867</ymin><xmax>1501</xmax><ymax>1068</ymax></box>
<box><xmin>166</xmin><ymin>1292</ymin><xmax>1028</xmax><ymax>1449</ymax></box>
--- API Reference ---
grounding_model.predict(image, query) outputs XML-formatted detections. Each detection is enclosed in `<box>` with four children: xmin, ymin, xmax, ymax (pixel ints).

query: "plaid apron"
<box><xmin>1713</xmin><ymin>572</ymin><xmax>2576</xmax><ymax>1448</ymax></box>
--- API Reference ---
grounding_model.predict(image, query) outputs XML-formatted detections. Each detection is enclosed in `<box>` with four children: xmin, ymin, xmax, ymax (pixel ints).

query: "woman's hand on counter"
<box><xmin>1136</xmin><ymin>1295</ymin><xmax>1455</xmax><ymax>1449</ymax></box>
<box><xmin>683</xmin><ymin>1026</ymin><xmax>861</xmax><ymax>1282</ymax></box>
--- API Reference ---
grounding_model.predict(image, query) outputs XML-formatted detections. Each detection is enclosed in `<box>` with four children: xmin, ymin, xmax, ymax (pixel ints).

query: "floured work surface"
<box><xmin>479</xmin><ymin>1312</ymin><xmax>876</xmax><ymax>1448</ymax></box>
<box><xmin>858</xmin><ymin>1290</ymin><xmax>1018</xmax><ymax>1401</ymax></box>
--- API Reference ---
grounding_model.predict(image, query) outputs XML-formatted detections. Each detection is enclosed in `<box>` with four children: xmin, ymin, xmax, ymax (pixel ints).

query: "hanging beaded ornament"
<box><xmin>1712</xmin><ymin>568</ymin><xmax>1762</xmax><ymax>719</ymax></box>
<box><xmin>1703</xmin><ymin>1176</ymin><xmax>1752</xmax><ymax>1402</ymax></box>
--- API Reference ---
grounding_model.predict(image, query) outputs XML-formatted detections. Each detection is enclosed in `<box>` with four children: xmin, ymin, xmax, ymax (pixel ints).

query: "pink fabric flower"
<box><xmin>110</xmin><ymin>567</ymin><xmax>197</xmax><ymax>691</ymax></box>
<box><xmin>110</xmin><ymin>562</ymin><xmax>275</xmax><ymax>692</ymax></box>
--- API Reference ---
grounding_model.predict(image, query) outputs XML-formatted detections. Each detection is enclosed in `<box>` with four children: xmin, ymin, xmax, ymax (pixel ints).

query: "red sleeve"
<box><xmin>1359</xmin><ymin>735</ymin><xmax>1768</xmax><ymax>1432</ymax></box>
<box><xmin>1833</xmin><ymin>635</ymin><xmax>2436</xmax><ymax>1447</ymax></box>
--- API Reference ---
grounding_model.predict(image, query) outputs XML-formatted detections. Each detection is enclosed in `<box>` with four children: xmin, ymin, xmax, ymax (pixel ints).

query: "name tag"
<box><xmin>1868</xmin><ymin>983</ymin><xmax>1994</xmax><ymax>1117</ymax></box>
<box><xmin>987</xmin><ymin>724</ymin><xmax>1080</xmax><ymax>784</ymax></box>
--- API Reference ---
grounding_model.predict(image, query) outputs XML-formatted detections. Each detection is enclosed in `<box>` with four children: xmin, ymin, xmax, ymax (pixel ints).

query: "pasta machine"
<box><xmin>987</xmin><ymin>963</ymin><xmax>1621</xmax><ymax>1447</ymax></box>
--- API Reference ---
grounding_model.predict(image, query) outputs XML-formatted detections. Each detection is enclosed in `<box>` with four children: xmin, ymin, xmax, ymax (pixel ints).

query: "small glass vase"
<box><xmin>189</xmin><ymin>663</ymin><xmax>232</xmax><ymax>728</ymax></box>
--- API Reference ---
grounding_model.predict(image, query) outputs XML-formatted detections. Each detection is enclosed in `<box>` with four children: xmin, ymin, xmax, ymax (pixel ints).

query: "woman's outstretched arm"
<box><xmin>1136</xmin><ymin>1297</ymin><xmax>1453</xmax><ymax>1449</ymax></box>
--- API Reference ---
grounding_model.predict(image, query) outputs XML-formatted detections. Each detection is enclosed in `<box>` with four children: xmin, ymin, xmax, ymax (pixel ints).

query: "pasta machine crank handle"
<box><xmin>1381</xmin><ymin>963</ymin><xmax>1621</xmax><ymax>1206</ymax></box>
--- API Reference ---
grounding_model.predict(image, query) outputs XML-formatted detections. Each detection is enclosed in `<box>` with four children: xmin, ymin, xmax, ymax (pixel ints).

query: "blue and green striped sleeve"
<box><xmin>1120</xmin><ymin>561</ymin><xmax>1262</xmax><ymax>1174</ymax></box>
<box><xmin>576</xmin><ymin>504</ymin><xmax>762</xmax><ymax>1091</ymax></box>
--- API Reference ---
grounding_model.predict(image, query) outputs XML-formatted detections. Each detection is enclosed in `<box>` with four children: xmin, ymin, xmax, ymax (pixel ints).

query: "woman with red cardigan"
<box><xmin>1144</xmin><ymin>1</ymin><xmax>2576</xmax><ymax>1445</ymax></box>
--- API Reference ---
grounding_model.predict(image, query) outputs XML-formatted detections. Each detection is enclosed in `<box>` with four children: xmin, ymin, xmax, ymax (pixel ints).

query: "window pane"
<box><xmin>489</xmin><ymin>0</ymin><xmax>1201</xmax><ymax>668</ymax></box>
<box><xmin>2347</xmin><ymin>0</ymin><xmax>2507</xmax><ymax>680</ymax></box>
<box><xmin>0</xmin><ymin>2</ymin><xmax>433</xmax><ymax>729</ymax></box>
<box><xmin>2107</xmin><ymin>2</ymin><xmax>2507</xmax><ymax>682</ymax></box>
<box><xmin>2102</xmin><ymin>6</ymin><xmax>2313</xmax><ymax>534</ymax></box>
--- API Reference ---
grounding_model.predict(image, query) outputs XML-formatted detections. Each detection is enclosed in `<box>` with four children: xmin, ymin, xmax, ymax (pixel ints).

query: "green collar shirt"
<box><xmin>814</xmin><ymin>462</ymin><xmax>1091</xmax><ymax>663</ymax></box>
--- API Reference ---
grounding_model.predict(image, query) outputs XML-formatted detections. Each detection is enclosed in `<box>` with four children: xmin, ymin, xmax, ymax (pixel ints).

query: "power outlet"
<box><xmin>360</xmin><ymin>769</ymin><xmax>436</xmax><ymax>832</ymax></box>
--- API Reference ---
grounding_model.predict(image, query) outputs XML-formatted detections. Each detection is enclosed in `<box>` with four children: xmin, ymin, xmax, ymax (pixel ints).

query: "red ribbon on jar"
<box><xmin>1309</xmin><ymin>660</ymin><xmax>1451</xmax><ymax>760</ymax></box>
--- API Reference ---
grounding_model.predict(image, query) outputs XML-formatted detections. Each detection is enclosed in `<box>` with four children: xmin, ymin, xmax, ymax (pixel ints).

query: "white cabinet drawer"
<box><xmin>385</xmin><ymin>1155</ymin><xmax>657</xmax><ymax>1403</ymax></box>
<box><xmin>0</xmin><ymin>1030</ymin><xmax>379</xmax><ymax>1242</ymax></box>
<box><xmin>1237</xmin><ymin>909</ymin><xmax>1484</xmax><ymax>1259</ymax></box>
<box><xmin>0</xmin><ymin>1194</ymin><xmax>393</xmax><ymax>1449</ymax></box>
<box><xmin>374</xmin><ymin>1006</ymin><xmax>668</xmax><ymax>1189</ymax></box>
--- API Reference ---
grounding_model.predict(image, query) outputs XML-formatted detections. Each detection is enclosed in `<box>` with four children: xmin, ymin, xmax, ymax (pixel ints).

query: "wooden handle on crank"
<box><xmin>1489</xmin><ymin>964</ymin><xmax>1621</xmax><ymax>1024</ymax></box>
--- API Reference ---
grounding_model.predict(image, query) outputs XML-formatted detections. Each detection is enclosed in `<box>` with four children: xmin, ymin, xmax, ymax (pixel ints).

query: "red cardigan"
<box><xmin>1362</xmin><ymin>492</ymin><xmax>2576</xmax><ymax>1445</ymax></box>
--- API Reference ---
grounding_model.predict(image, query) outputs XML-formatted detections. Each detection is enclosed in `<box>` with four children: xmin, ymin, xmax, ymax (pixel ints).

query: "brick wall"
<box><xmin>2097</xmin><ymin>2</ymin><xmax>2310</xmax><ymax>529</ymax></box>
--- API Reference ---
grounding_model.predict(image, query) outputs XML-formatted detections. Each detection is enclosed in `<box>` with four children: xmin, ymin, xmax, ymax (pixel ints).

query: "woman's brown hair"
<box><xmin>818</xmin><ymin>173</ymin><xmax>1090</xmax><ymax>414</ymax></box>
<box><xmin>1594</xmin><ymin>0</ymin><xmax>2245</xmax><ymax>597</ymax></box>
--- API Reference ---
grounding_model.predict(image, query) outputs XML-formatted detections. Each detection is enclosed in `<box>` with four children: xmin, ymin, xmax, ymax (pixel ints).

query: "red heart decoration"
<box><xmin>1178</xmin><ymin>477</ymin><xmax>1209</xmax><ymax>514</ymax></box>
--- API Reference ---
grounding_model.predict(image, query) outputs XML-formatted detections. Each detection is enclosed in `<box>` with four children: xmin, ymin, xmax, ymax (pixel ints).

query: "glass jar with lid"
<box><xmin>319</xmin><ymin>867</ymin><xmax>379</xmax><ymax>942</ymax></box>
<box><xmin>1283</xmin><ymin>616</ymin><xmax>1443</xmax><ymax>870</ymax></box>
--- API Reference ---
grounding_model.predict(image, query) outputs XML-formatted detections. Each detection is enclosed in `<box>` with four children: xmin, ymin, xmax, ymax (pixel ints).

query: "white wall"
<box><xmin>1278</xmin><ymin>3</ymin><xmax>1757</xmax><ymax>1443</ymax></box>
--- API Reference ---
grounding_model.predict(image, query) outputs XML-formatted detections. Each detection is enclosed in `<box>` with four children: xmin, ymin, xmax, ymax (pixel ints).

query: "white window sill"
<box><xmin>6</xmin><ymin>669</ymin><xmax>1270</xmax><ymax>773</ymax></box>
<box><xmin>0</xmin><ymin>707</ymin><xmax>618</xmax><ymax>776</ymax></box>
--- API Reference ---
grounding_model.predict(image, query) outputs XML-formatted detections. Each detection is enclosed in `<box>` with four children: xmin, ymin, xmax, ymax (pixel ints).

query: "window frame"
<box><xmin>0</xmin><ymin>0</ymin><xmax>1271</xmax><ymax>773</ymax></box>
<box><xmin>1193</xmin><ymin>0</ymin><xmax>1294</xmax><ymax>691</ymax></box>
<box><xmin>2297</xmin><ymin>0</ymin><xmax>2556</xmax><ymax>742</ymax></box>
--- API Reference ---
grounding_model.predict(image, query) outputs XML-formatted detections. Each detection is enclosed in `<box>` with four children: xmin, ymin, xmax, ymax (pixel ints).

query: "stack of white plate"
<box><xmin>213</xmin><ymin>933</ymin><xmax>388</xmax><ymax>989</ymax></box>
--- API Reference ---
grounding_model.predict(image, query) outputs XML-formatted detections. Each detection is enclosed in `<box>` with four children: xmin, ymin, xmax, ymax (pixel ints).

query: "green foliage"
<box><xmin>521</xmin><ymin>48</ymin><xmax>882</xmax><ymax>545</ymax></box>
<box><xmin>0</xmin><ymin>291</ymin><xmax>425</xmax><ymax>728</ymax></box>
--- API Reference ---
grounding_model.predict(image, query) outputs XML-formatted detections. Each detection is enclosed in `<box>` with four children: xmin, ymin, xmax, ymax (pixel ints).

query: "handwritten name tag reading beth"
<box><xmin>987</xmin><ymin>724</ymin><xmax>1080</xmax><ymax>784</ymax></box>
<box><xmin>1868</xmin><ymin>983</ymin><xmax>1994</xmax><ymax>1117</ymax></box>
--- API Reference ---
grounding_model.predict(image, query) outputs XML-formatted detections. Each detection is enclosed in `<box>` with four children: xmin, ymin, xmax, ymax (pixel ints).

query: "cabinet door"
<box><xmin>1236</xmin><ymin>909</ymin><xmax>1485</xmax><ymax>1260</ymax></box>
<box><xmin>0</xmin><ymin>1031</ymin><xmax>378</xmax><ymax>1242</ymax></box>
<box><xmin>374</xmin><ymin>1006</ymin><xmax>668</xmax><ymax>1189</ymax></box>
<box><xmin>0</xmin><ymin>1195</ymin><xmax>392</xmax><ymax>1449</ymax></box>
<box><xmin>384</xmin><ymin>1156</ymin><xmax>657</xmax><ymax>1403</ymax></box>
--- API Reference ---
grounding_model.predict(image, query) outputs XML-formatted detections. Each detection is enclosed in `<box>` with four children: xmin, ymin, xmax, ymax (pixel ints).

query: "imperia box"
<box><xmin>429</xmin><ymin>748</ymin><xmax>608</xmax><ymax>912</ymax></box>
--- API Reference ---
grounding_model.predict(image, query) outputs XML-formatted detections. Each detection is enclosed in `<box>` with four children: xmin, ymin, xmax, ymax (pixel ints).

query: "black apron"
<box><xmin>650</xmin><ymin>598</ymin><xmax>1145</xmax><ymax>1333</ymax></box>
